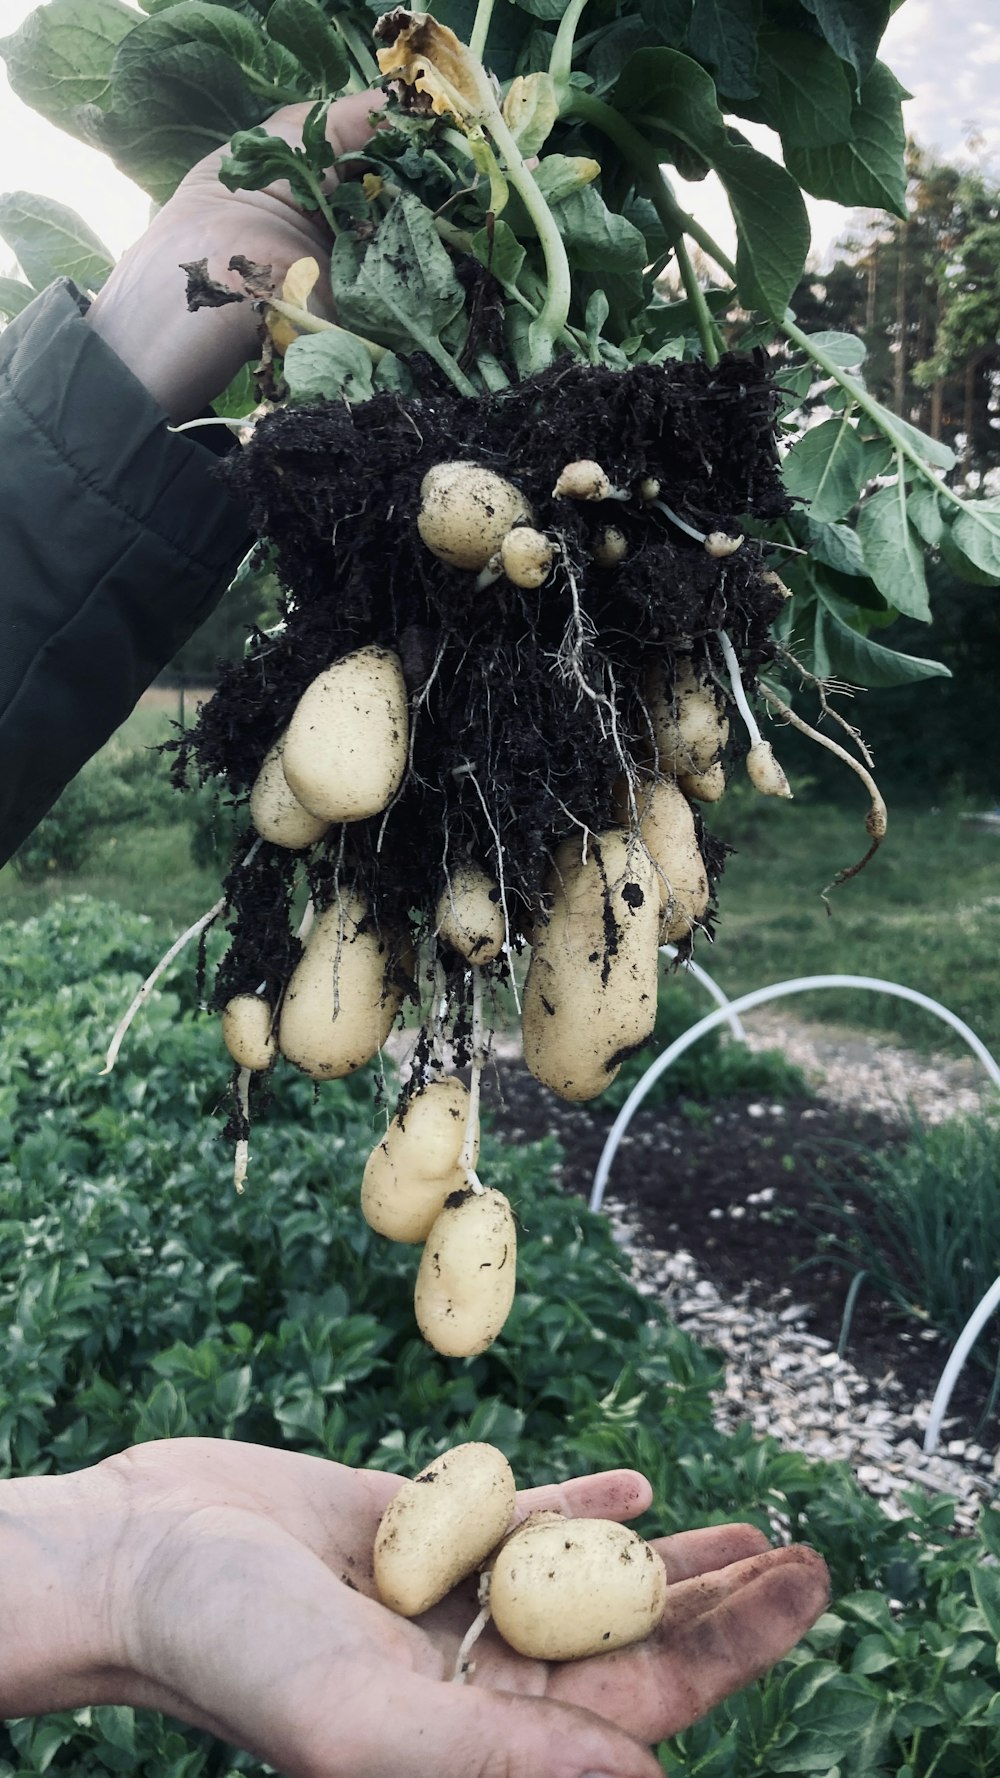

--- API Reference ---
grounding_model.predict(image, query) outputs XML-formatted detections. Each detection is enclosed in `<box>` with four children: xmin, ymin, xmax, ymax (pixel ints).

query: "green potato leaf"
<box><xmin>756</xmin><ymin>28</ymin><xmax>855</xmax><ymax>150</ymax></box>
<box><xmin>283</xmin><ymin>332</ymin><xmax>375</xmax><ymax>405</ymax></box>
<box><xmin>714</xmin><ymin>136</ymin><xmax>810</xmax><ymax>318</ymax></box>
<box><xmin>951</xmin><ymin>500</ymin><xmax>1000</xmax><ymax>582</ymax></box>
<box><xmin>799</xmin><ymin>0</ymin><xmax>892</xmax><ymax>91</ymax></box>
<box><xmin>80</xmin><ymin>42</ymin><xmax>262</xmax><ymax>202</ymax></box>
<box><xmin>265</xmin><ymin>0</ymin><xmax>352</xmax><ymax>94</ymax></box>
<box><xmin>857</xmin><ymin>481</ymin><xmax>931</xmax><ymax>621</ymax></box>
<box><xmin>782</xmin><ymin>415</ymin><xmax>866</xmax><ymax>522</ymax></box>
<box><xmin>687</xmin><ymin>0</ymin><xmax>759</xmax><ymax>100</ymax></box>
<box><xmin>639</xmin><ymin>0</ymin><xmax>694</xmax><ymax>44</ymax></box>
<box><xmin>785</xmin><ymin>62</ymin><xmax>907</xmax><ymax>217</ymax></box>
<box><xmin>0</xmin><ymin>192</ymin><xmax>113</xmax><ymax>294</ymax></box>
<box><xmin>330</xmin><ymin>191</ymin><xmax>467</xmax><ymax>359</ymax></box>
<box><xmin>0</xmin><ymin>0</ymin><xmax>136</xmax><ymax>136</ymax></box>
<box><xmin>613</xmin><ymin>47</ymin><xmax>727</xmax><ymax>162</ymax></box>
<box><xmin>0</xmin><ymin>274</ymin><xmax>39</xmax><ymax>317</ymax></box>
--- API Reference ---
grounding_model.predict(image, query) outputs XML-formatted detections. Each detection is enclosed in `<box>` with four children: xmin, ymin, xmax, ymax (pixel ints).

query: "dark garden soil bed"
<box><xmin>482</xmin><ymin>1064</ymin><xmax>995</xmax><ymax>1436</ymax></box>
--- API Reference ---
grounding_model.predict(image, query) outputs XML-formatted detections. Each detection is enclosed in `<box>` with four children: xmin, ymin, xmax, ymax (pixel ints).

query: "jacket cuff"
<box><xmin>0</xmin><ymin>279</ymin><xmax>252</xmax><ymax>865</ymax></box>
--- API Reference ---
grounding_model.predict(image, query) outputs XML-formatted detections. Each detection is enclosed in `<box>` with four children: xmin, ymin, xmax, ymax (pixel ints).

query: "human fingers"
<box><xmin>546</xmin><ymin>1543</ymin><xmax>830</xmax><ymax>1742</ymax></box>
<box><xmin>515</xmin><ymin>1469</ymin><xmax>653</xmax><ymax>1526</ymax></box>
<box><xmin>657</xmin><ymin>1522</ymin><xmax>771</xmax><ymax>1583</ymax></box>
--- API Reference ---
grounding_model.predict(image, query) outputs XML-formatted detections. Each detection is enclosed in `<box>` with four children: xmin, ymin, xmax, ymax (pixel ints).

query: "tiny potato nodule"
<box><xmin>373</xmin><ymin>1441</ymin><xmax>516</xmax><ymax>1618</ymax></box>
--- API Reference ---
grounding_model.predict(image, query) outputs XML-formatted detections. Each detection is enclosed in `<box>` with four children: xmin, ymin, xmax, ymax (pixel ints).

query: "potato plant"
<box><xmin>11</xmin><ymin>0</ymin><xmax>1000</xmax><ymax>1358</ymax></box>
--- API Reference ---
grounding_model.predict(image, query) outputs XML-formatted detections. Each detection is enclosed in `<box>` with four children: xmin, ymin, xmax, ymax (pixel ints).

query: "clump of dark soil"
<box><xmin>482</xmin><ymin>1063</ymin><xmax>997</xmax><ymax>1436</ymax></box>
<box><xmin>177</xmin><ymin>353</ymin><xmax>788</xmax><ymax>1018</ymax></box>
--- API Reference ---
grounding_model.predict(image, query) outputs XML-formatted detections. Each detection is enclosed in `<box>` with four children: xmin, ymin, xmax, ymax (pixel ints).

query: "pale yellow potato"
<box><xmin>646</xmin><ymin>659</ymin><xmax>729</xmax><ymax>775</ymax></box>
<box><xmin>393</xmin><ymin>1076</ymin><xmax>475</xmax><ymax>1177</ymax></box>
<box><xmin>746</xmin><ymin>738</ymin><xmax>793</xmax><ymax>799</ymax></box>
<box><xmin>500</xmin><ymin>527</ymin><xmax>554</xmax><ymax>589</ymax></box>
<box><xmin>435</xmin><ymin>865</ymin><xmax>506</xmax><ymax>963</ymax></box>
<box><xmin>249</xmin><ymin>734</ymin><xmax>329</xmax><ymax>849</ymax></box>
<box><xmin>415</xmin><ymin>1187</ymin><xmax>517</xmax><ymax>1357</ymax></box>
<box><xmin>361</xmin><ymin>1144</ymin><xmax>465</xmax><ymax>1244</ymax></box>
<box><xmin>373</xmin><ymin>1441</ymin><xmax>516</xmax><ymax>1618</ymax></box>
<box><xmin>632</xmin><ymin>778</ymin><xmax>709</xmax><ymax>943</ymax></box>
<box><xmin>490</xmin><ymin>1516</ymin><xmax>668</xmax><ymax>1661</ymax></box>
<box><xmin>678</xmin><ymin>762</ymin><xmax>726</xmax><ymax>802</ymax></box>
<box><xmin>521</xmin><ymin>832</ymin><xmax>659</xmax><ymax>1101</ymax></box>
<box><xmin>221</xmin><ymin>995</ymin><xmax>277</xmax><ymax>1072</ymax></box>
<box><xmin>278</xmin><ymin>895</ymin><xmax>403</xmax><ymax>1080</ymax></box>
<box><xmin>282</xmin><ymin>647</ymin><xmax>408</xmax><ymax>823</ymax></box>
<box><xmin>417</xmin><ymin>463</ymin><xmax>531</xmax><ymax>570</ymax></box>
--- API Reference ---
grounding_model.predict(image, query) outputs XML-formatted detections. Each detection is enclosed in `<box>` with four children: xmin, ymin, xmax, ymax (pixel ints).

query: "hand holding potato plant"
<box><xmin>15</xmin><ymin>0</ymin><xmax>997</xmax><ymax>1357</ymax></box>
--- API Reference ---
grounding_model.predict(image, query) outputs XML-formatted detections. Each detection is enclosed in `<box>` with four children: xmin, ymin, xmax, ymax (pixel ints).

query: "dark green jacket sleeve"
<box><xmin>0</xmin><ymin>279</ymin><xmax>251</xmax><ymax>867</ymax></box>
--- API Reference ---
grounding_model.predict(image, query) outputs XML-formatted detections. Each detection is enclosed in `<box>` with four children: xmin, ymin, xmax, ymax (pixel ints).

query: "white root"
<box><xmin>554</xmin><ymin>559</ymin><xmax>637</xmax><ymax>812</ymax></box>
<box><xmin>717</xmin><ymin>629</ymin><xmax>793</xmax><ymax>800</ymax></box>
<box><xmin>451</xmin><ymin>761</ymin><xmax>521</xmax><ymax>1014</ymax></box>
<box><xmin>100</xmin><ymin>894</ymin><xmax>227</xmax><ymax>1075</ymax></box>
<box><xmin>759</xmin><ymin>681</ymin><xmax>888</xmax><ymax>898</ymax></box>
<box><xmin>462</xmin><ymin>967</ymin><xmax>487</xmax><ymax>1193</ymax></box>
<box><xmin>233</xmin><ymin>1066</ymin><xmax>252</xmax><ymax>1194</ymax></box>
<box><xmin>451</xmin><ymin>1574</ymin><xmax>493</xmax><ymax>1684</ymax></box>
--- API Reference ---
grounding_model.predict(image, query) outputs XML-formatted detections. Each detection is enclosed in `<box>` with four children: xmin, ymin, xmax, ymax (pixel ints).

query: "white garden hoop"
<box><xmin>588</xmin><ymin>972</ymin><xmax>1000</xmax><ymax>1454</ymax></box>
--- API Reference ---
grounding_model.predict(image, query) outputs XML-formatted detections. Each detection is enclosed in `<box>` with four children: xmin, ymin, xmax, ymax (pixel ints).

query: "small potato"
<box><xmin>435</xmin><ymin>865</ymin><xmax>505</xmax><ymax>963</ymax></box>
<box><xmin>374</xmin><ymin>1441</ymin><xmax>516</xmax><ymax>1618</ymax></box>
<box><xmin>418</xmin><ymin>463</ymin><xmax>532</xmax><ymax>571</ymax></box>
<box><xmin>278</xmin><ymin>894</ymin><xmax>403</xmax><ymax>1080</ymax></box>
<box><xmin>490</xmin><ymin>1516</ymin><xmax>667</xmax><ymax>1661</ymax></box>
<box><xmin>361</xmin><ymin>1078</ymin><xmax>477</xmax><ymax>1244</ymax></box>
<box><xmin>249</xmin><ymin>734</ymin><xmax>329</xmax><ymax>850</ymax></box>
<box><xmin>678</xmin><ymin>762</ymin><xmax>726</xmax><ymax>803</ymax></box>
<box><xmin>415</xmin><ymin>1187</ymin><xmax>517</xmax><ymax>1357</ymax></box>
<box><xmin>630</xmin><ymin>777</ymin><xmax>709</xmax><ymax>943</ymax></box>
<box><xmin>746</xmin><ymin>738</ymin><xmax>793</xmax><ymax>799</ymax></box>
<box><xmin>646</xmin><ymin>658</ymin><xmax>729</xmax><ymax>776</ymax></box>
<box><xmin>221</xmin><ymin>994</ymin><xmax>277</xmax><ymax>1072</ymax></box>
<box><xmin>282</xmin><ymin>647</ymin><xmax>409</xmax><ymax>824</ymax></box>
<box><xmin>522</xmin><ymin>832</ymin><xmax>660</xmax><ymax>1101</ymax></box>
<box><xmin>361</xmin><ymin>1143</ymin><xmax>464</xmax><ymax>1244</ymax></box>
<box><xmin>500</xmin><ymin>527</ymin><xmax>554</xmax><ymax>589</ymax></box>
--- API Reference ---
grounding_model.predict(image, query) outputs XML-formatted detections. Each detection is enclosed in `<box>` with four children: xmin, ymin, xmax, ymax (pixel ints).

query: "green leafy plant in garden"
<box><xmin>0</xmin><ymin>898</ymin><xmax>998</xmax><ymax>1777</ymax></box>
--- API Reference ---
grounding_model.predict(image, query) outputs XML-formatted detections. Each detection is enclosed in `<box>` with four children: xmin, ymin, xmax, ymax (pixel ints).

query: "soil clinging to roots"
<box><xmin>177</xmin><ymin>352</ymin><xmax>789</xmax><ymax>1024</ymax></box>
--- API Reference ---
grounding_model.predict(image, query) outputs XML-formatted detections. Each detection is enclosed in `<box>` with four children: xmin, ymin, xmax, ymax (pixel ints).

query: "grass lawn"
<box><xmin>706</xmin><ymin>789</ymin><xmax>1000</xmax><ymax>1055</ymax></box>
<box><xmin>3</xmin><ymin>703</ymin><xmax>998</xmax><ymax>1057</ymax></box>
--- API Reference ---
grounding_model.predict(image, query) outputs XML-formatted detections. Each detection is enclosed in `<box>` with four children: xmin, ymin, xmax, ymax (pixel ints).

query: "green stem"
<box><xmin>674</xmin><ymin>234</ymin><xmax>721</xmax><ymax>366</ymax></box>
<box><xmin>332</xmin><ymin>15</ymin><xmax>381</xmax><ymax>85</ymax></box>
<box><xmin>299</xmin><ymin>168</ymin><xmax>340</xmax><ymax>240</ymax></box>
<box><xmin>484</xmin><ymin>106</ymin><xmax>572</xmax><ymax>370</ymax></box>
<box><xmin>266</xmin><ymin>298</ymin><xmax>386</xmax><ymax>363</ymax></box>
<box><xmin>413</xmin><ymin>332</ymin><xmax>480</xmax><ymax>397</ymax></box>
<box><xmin>549</xmin><ymin>0</ymin><xmax>591</xmax><ymax>93</ymax></box>
<box><xmin>469</xmin><ymin>0</ymin><xmax>497</xmax><ymax>62</ymax></box>
<box><xmin>476</xmin><ymin>352</ymin><xmax>511</xmax><ymax>391</ymax></box>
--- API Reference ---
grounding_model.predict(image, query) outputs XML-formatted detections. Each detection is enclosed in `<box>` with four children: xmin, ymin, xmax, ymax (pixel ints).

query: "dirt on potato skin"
<box><xmin>179</xmin><ymin>353</ymin><xmax>789</xmax><ymax>1042</ymax></box>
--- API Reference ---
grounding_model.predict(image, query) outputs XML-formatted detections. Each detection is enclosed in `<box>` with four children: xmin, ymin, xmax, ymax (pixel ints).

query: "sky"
<box><xmin>0</xmin><ymin>0</ymin><xmax>998</xmax><ymax>273</ymax></box>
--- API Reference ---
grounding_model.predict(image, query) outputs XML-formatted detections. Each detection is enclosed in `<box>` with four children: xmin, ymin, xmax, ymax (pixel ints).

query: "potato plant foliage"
<box><xmin>5</xmin><ymin>0</ymin><xmax>1000</xmax><ymax>1356</ymax></box>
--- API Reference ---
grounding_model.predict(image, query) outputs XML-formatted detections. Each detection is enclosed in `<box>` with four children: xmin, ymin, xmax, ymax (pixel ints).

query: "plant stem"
<box><xmin>469</xmin><ymin>0</ymin><xmax>497</xmax><ymax>62</ymax></box>
<box><xmin>333</xmin><ymin>15</ymin><xmax>381</xmax><ymax>85</ymax></box>
<box><xmin>674</xmin><ymin>234</ymin><xmax>721</xmax><ymax>365</ymax></box>
<box><xmin>266</xmin><ymin>298</ymin><xmax>387</xmax><ymax>363</ymax></box>
<box><xmin>549</xmin><ymin>0</ymin><xmax>590</xmax><ymax>93</ymax></box>
<box><xmin>299</xmin><ymin>168</ymin><xmax>340</xmax><ymax>240</ymax></box>
<box><xmin>485</xmin><ymin>106</ymin><xmax>572</xmax><ymax>369</ymax></box>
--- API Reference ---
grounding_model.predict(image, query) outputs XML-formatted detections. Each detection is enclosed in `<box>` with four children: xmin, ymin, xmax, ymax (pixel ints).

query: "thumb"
<box><xmin>345</xmin><ymin>1668</ymin><xmax>664</xmax><ymax>1778</ymax></box>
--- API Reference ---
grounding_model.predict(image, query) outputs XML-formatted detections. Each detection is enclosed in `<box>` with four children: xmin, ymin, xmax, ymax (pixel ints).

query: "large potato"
<box><xmin>278</xmin><ymin>894</ymin><xmax>403</xmax><ymax>1080</ymax></box>
<box><xmin>435</xmin><ymin>865</ymin><xmax>505</xmax><ymax>963</ymax></box>
<box><xmin>415</xmin><ymin>1187</ymin><xmax>517</xmax><ymax>1357</ymax></box>
<box><xmin>374</xmin><ymin>1441</ymin><xmax>516</xmax><ymax>1618</ymax></box>
<box><xmin>361</xmin><ymin>1078</ymin><xmax>477</xmax><ymax>1244</ymax></box>
<box><xmin>646</xmin><ymin>659</ymin><xmax>729</xmax><ymax>776</ymax></box>
<box><xmin>282</xmin><ymin>647</ymin><xmax>409</xmax><ymax>823</ymax></box>
<box><xmin>521</xmin><ymin>832</ymin><xmax>659</xmax><ymax>1101</ymax></box>
<box><xmin>249</xmin><ymin>733</ymin><xmax>329</xmax><ymax>849</ymax></box>
<box><xmin>490</xmin><ymin>1515</ymin><xmax>668</xmax><ymax>1661</ymax></box>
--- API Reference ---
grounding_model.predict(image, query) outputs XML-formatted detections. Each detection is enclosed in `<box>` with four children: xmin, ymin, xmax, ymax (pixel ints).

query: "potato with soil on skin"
<box><xmin>249</xmin><ymin>733</ymin><xmax>330</xmax><ymax>849</ymax></box>
<box><xmin>278</xmin><ymin>893</ymin><xmax>404</xmax><ymax>1080</ymax></box>
<box><xmin>221</xmin><ymin>994</ymin><xmax>277</xmax><ymax>1072</ymax></box>
<box><xmin>646</xmin><ymin>658</ymin><xmax>729</xmax><ymax>776</ymax></box>
<box><xmin>615</xmin><ymin>776</ymin><xmax>709</xmax><ymax>943</ymax></box>
<box><xmin>435</xmin><ymin>865</ymin><xmax>505</xmax><ymax>963</ymax></box>
<box><xmin>417</xmin><ymin>462</ymin><xmax>532</xmax><ymax>570</ymax></box>
<box><xmin>522</xmin><ymin>831</ymin><xmax>660</xmax><ymax>1101</ymax></box>
<box><xmin>414</xmin><ymin>1186</ymin><xmax>517</xmax><ymax>1357</ymax></box>
<box><xmin>374</xmin><ymin>1441</ymin><xmax>516</xmax><ymax>1618</ymax></box>
<box><xmin>361</xmin><ymin>1076</ymin><xmax>478</xmax><ymax>1243</ymax></box>
<box><xmin>281</xmin><ymin>646</ymin><xmax>409</xmax><ymax>824</ymax></box>
<box><xmin>489</xmin><ymin>1513</ymin><xmax>668</xmax><ymax>1661</ymax></box>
